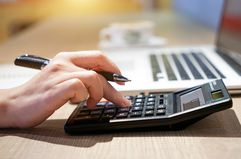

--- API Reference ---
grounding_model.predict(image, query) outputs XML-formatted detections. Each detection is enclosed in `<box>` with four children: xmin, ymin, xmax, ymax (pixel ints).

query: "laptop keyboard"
<box><xmin>172</xmin><ymin>54</ymin><xmax>190</xmax><ymax>80</ymax></box>
<box><xmin>150</xmin><ymin>54</ymin><xmax>162</xmax><ymax>81</ymax></box>
<box><xmin>161</xmin><ymin>54</ymin><xmax>177</xmax><ymax>80</ymax></box>
<box><xmin>150</xmin><ymin>51</ymin><xmax>226</xmax><ymax>81</ymax></box>
<box><xmin>181</xmin><ymin>53</ymin><xmax>203</xmax><ymax>79</ymax></box>
<box><xmin>197</xmin><ymin>53</ymin><xmax>225</xmax><ymax>78</ymax></box>
<box><xmin>191</xmin><ymin>53</ymin><xmax>216</xmax><ymax>79</ymax></box>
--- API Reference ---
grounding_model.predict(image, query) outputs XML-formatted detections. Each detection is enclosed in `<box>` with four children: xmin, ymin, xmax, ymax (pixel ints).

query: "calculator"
<box><xmin>64</xmin><ymin>79</ymin><xmax>232</xmax><ymax>134</ymax></box>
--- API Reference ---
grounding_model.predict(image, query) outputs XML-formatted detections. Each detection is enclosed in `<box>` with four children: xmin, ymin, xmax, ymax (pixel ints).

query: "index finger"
<box><xmin>59</xmin><ymin>51</ymin><xmax>121</xmax><ymax>74</ymax></box>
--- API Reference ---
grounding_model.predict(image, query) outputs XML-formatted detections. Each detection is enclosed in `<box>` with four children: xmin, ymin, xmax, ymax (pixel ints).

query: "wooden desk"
<box><xmin>0</xmin><ymin>12</ymin><xmax>241</xmax><ymax>159</ymax></box>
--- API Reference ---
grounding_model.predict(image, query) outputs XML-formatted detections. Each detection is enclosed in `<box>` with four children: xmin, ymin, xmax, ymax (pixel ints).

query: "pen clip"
<box><xmin>25</xmin><ymin>54</ymin><xmax>49</xmax><ymax>61</ymax></box>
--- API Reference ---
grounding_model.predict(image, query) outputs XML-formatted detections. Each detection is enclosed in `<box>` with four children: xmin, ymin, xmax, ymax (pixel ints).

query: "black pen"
<box><xmin>14</xmin><ymin>54</ymin><xmax>131</xmax><ymax>82</ymax></box>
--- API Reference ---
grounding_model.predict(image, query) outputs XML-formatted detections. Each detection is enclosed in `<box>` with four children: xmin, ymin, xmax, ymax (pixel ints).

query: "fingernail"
<box><xmin>117</xmin><ymin>82</ymin><xmax>125</xmax><ymax>85</ymax></box>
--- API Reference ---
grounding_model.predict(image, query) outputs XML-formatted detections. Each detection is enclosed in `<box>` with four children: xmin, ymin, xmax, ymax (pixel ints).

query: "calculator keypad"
<box><xmin>73</xmin><ymin>93</ymin><xmax>167</xmax><ymax>123</ymax></box>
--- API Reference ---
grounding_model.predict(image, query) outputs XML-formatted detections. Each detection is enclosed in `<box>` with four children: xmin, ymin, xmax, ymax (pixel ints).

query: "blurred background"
<box><xmin>0</xmin><ymin>0</ymin><xmax>223</xmax><ymax>43</ymax></box>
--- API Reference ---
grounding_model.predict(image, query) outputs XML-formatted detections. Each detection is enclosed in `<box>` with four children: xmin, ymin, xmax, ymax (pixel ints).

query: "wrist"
<box><xmin>0</xmin><ymin>88</ymin><xmax>18</xmax><ymax>128</ymax></box>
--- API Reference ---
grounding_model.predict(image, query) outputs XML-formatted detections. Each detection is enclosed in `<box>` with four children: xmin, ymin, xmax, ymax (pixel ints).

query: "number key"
<box><xmin>145</xmin><ymin>110</ymin><xmax>154</xmax><ymax>116</ymax></box>
<box><xmin>116</xmin><ymin>112</ymin><xmax>128</xmax><ymax>118</ymax></box>
<box><xmin>130</xmin><ymin>111</ymin><xmax>142</xmax><ymax>117</ymax></box>
<box><xmin>156</xmin><ymin>109</ymin><xmax>165</xmax><ymax>115</ymax></box>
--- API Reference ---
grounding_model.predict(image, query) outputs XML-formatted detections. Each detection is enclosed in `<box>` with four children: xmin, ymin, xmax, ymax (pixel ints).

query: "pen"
<box><xmin>14</xmin><ymin>54</ymin><xmax>131</xmax><ymax>82</ymax></box>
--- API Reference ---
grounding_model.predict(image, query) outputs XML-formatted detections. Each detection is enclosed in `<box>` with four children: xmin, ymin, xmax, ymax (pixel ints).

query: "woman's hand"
<box><xmin>0</xmin><ymin>51</ymin><xmax>131</xmax><ymax>128</ymax></box>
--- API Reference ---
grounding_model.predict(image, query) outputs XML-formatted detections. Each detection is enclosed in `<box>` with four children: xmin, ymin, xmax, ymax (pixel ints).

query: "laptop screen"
<box><xmin>217</xmin><ymin>0</ymin><xmax>241</xmax><ymax>55</ymax></box>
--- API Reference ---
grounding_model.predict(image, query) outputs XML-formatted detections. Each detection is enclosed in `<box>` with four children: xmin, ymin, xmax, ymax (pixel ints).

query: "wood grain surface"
<box><xmin>1</xmin><ymin>97</ymin><xmax>241</xmax><ymax>159</ymax></box>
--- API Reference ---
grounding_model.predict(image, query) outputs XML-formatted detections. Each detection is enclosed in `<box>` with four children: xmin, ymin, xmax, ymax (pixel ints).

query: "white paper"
<box><xmin>0</xmin><ymin>64</ymin><xmax>39</xmax><ymax>89</ymax></box>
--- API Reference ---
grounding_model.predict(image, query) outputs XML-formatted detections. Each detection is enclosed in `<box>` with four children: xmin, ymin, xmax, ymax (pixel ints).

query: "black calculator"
<box><xmin>64</xmin><ymin>79</ymin><xmax>232</xmax><ymax>134</ymax></box>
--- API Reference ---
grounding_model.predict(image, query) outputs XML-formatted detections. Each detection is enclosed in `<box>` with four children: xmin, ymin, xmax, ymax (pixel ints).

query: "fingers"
<box><xmin>101</xmin><ymin>78</ymin><xmax>131</xmax><ymax>107</ymax></box>
<box><xmin>49</xmin><ymin>51</ymin><xmax>130</xmax><ymax>108</ymax></box>
<box><xmin>56</xmin><ymin>51</ymin><xmax>122</xmax><ymax>74</ymax></box>
<box><xmin>52</xmin><ymin>51</ymin><xmax>126</xmax><ymax>86</ymax></box>
<box><xmin>68</xmin><ymin>79</ymin><xmax>89</xmax><ymax>104</ymax></box>
<box><xmin>58</xmin><ymin>70</ymin><xmax>130</xmax><ymax>108</ymax></box>
<box><xmin>52</xmin><ymin>78</ymin><xmax>89</xmax><ymax>109</ymax></box>
<box><xmin>79</xmin><ymin>71</ymin><xmax>104</xmax><ymax>108</ymax></box>
<box><xmin>78</xmin><ymin>71</ymin><xmax>130</xmax><ymax>107</ymax></box>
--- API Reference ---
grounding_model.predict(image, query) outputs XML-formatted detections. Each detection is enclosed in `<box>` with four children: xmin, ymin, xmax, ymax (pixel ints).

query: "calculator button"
<box><xmin>135</xmin><ymin>98</ymin><xmax>144</xmax><ymax>103</ymax></box>
<box><xmin>136</xmin><ymin>94</ymin><xmax>145</xmax><ymax>98</ymax></box>
<box><xmin>90</xmin><ymin>109</ymin><xmax>103</xmax><ymax>115</ymax></box>
<box><xmin>156</xmin><ymin>109</ymin><xmax>165</xmax><ymax>115</ymax></box>
<box><xmin>104</xmin><ymin>108</ymin><xmax>116</xmax><ymax>114</ymax></box>
<box><xmin>148</xmin><ymin>94</ymin><xmax>155</xmax><ymax>97</ymax></box>
<box><xmin>146</xmin><ymin>101</ymin><xmax>155</xmax><ymax>106</ymax></box>
<box><xmin>106</xmin><ymin>102</ymin><xmax>115</xmax><ymax>107</ymax></box>
<box><xmin>147</xmin><ymin>98</ymin><xmax>155</xmax><ymax>102</ymax></box>
<box><xmin>78</xmin><ymin>110</ymin><xmax>90</xmax><ymax>116</ymax></box>
<box><xmin>118</xmin><ymin>107</ymin><xmax>130</xmax><ymax>112</ymax></box>
<box><xmin>75</xmin><ymin>115</ymin><xmax>92</xmax><ymax>120</ymax></box>
<box><xmin>146</xmin><ymin>105</ymin><xmax>154</xmax><ymax>110</ymax></box>
<box><xmin>134</xmin><ymin>102</ymin><xmax>144</xmax><ymax>107</ymax></box>
<box><xmin>145</xmin><ymin>110</ymin><xmax>154</xmax><ymax>116</ymax></box>
<box><xmin>97</xmin><ymin>102</ymin><xmax>107</xmax><ymax>107</ymax></box>
<box><xmin>157</xmin><ymin>104</ymin><xmax>166</xmax><ymax>109</ymax></box>
<box><xmin>132</xmin><ymin>106</ymin><xmax>143</xmax><ymax>111</ymax></box>
<box><xmin>74</xmin><ymin>115</ymin><xmax>100</xmax><ymax>124</ymax></box>
<box><xmin>130</xmin><ymin>111</ymin><xmax>142</xmax><ymax>117</ymax></box>
<box><xmin>101</xmin><ymin>114</ymin><xmax>115</xmax><ymax>120</ymax></box>
<box><xmin>148</xmin><ymin>95</ymin><xmax>156</xmax><ymax>98</ymax></box>
<box><xmin>116</xmin><ymin>112</ymin><xmax>128</xmax><ymax>118</ymax></box>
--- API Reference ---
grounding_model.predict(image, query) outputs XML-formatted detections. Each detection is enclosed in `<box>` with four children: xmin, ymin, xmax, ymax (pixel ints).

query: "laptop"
<box><xmin>105</xmin><ymin>0</ymin><xmax>241</xmax><ymax>94</ymax></box>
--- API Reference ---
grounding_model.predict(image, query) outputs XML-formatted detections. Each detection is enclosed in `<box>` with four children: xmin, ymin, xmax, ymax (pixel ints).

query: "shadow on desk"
<box><xmin>0</xmin><ymin>109</ymin><xmax>241</xmax><ymax>148</ymax></box>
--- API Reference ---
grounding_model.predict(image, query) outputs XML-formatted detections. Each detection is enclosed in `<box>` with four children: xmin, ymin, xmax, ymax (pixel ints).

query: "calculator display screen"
<box><xmin>211</xmin><ymin>90</ymin><xmax>224</xmax><ymax>100</ymax></box>
<box><xmin>180</xmin><ymin>88</ymin><xmax>205</xmax><ymax>111</ymax></box>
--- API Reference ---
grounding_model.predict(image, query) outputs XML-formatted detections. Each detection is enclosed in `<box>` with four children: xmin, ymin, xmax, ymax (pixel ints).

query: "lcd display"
<box><xmin>180</xmin><ymin>88</ymin><xmax>205</xmax><ymax>111</ymax></box>
<box><xmin>211</xmin><ymin>90</ymin><xmax>224</xmax><ymax>100</ymax></box>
